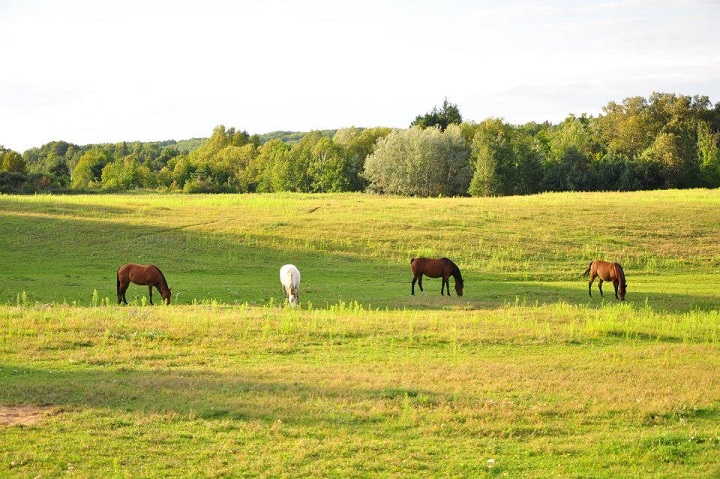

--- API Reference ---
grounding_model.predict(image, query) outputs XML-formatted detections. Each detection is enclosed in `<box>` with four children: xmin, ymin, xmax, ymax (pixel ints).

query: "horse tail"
<box><xmin>116</xmin><ymin>269</ymin><xmax>120</xmax><ymax>291</ymax></box>
<box><xmin>583</xmin><ymin>261</ymin><xmax>593</xmax><ymax>277</ymax></box>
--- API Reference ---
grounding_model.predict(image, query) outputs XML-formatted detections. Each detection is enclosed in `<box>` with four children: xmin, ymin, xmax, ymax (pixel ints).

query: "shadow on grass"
<box><xmin>0</xmin><ymin>363</ymin><xmax>444</xmax><ymax>426</ymax></box>
<box><xmin>391</xmin><ymin>274</ymin><xmax>718</xmax><ymax>314</ymax></box>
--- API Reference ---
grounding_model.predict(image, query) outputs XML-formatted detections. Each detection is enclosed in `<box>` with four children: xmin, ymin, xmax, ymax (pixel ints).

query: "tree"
<box><xmin>46</xmin><ymin>155</ymin><xmax>70</xmax><ymax>186</ymax></box>
<box><xmin>468</xmin><ymin>119</ymin><xmax>514</xmax><ymax>196</ymax></box>
<box><xmin>364</xmin><ymin>125</ymin><xmax>471</xmax><ymax>196</ymax></box>
<box><xmin>308</xmin><ymin>136</ymin><xmax>349</xmax><ymax>192</ymax></box>
<box><xmin>697</xmin><ymin>121</ymin><xmax>720</xmax><ymax>186</ymax></box>
<box><xmin>593</xmin><ymin>96</ymin><xmax>654</xmax><ymax>160</ymax></box>
<box><xmin>641</xmin><ymin>132</ymin><xmax>691</xmax><ymax>188</ymax></box>
<box><xmin>101</xmin><ymin>156</ymin><xmax>154</xmax><ymax>191</ymax></box>
<box><xmin>71</xmin><ymin>149</ymin><xmax>109</xmax><ymax>189</ymax></box>
<box><xmin>468</xmin><ymin>119</ymin><xmax>544</xmax><ymax>196</ymax></box>
<box><xmin>333</xmin><ymin>127</ymin><xmax>392</xmax><ymax>191</ymax></box>
<box><xmin>1</xmin><ymin>149</ymin><xmax>27</xmax><ymax>173</ymax></box>
<box><xmin>548</xmin><ymin>115</ymin><xmax>595</xmax><ymax>161</ymax></box>
<box><xmin>263</xmin><ymin>140</ymin><xmax>294</xmax><ymax>192</ymax></box>
<box><xmin>247</xmin><ymin>140</ymin><xmax>286</xmax><ymax>192</ymax></box>
<box><xmin>410</xmin><ymin>98</ymin><xmax>463</xmax><ymax>131</ymax></box>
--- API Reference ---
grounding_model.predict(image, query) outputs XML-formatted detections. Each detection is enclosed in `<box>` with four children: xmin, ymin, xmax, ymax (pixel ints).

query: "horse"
<box><xmin>410</xmin><ymin>257</ymin><xmax>464</xmax><ymax>296</ymax></box>
<box><xmin>117</xmin><ymin>263</ymin><xmax>172</xmax><ymax>305</ymax></box>
<box><xmin>583</xmin><ymin>260</ymin><xmax>626</xmax><ymax>301</ymax></box>
<box><xmin>280</xmin><ymin>264</ymin><xmax>301</xmax><ymax>306</ymax></box>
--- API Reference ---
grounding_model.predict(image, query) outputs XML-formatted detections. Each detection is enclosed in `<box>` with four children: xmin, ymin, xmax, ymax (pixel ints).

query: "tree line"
<box><xmin>2</xmin><ymin>92</ymin><xmax>719</xmax><ymax>196</ymax></box>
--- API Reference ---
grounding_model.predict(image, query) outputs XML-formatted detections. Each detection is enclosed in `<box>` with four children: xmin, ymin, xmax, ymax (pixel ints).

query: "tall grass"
<box><xmin>2</xmin><ymin>301</ymin><xmax>720</xmax><ymax>477</ymax></box>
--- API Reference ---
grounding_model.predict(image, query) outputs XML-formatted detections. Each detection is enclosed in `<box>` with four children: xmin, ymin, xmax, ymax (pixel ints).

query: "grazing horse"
<box><xmin>411</xmin><ymin>257</ymin><xmax>464</xmax><ymax>296</ymax></box>
<box><xmin>583</xmin><ymin>260</ymin><xmax>626</xmax><ymax>301</ymax></box>
<box><xmin>280</xmin><ymin>264</ymin><xmax>301</xmax><ymax>306</ymax></box>
<box><xmin>117</xmin><ymin>263</ymin><xmax>172</xmax><ymax>305</ymax></box>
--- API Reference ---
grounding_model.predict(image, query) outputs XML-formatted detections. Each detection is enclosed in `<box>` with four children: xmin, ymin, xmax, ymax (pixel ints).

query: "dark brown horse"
<box><xmin>117</xmin><ymin>263</ymin><xmax>172</xmax><ymax>305</ymax></box>
<box><xmin>583</xmin><ymin>260</ymin><xmax>626</xmax><ymax>301</ymax></box>
<box><xmin>411</xmin><ymin>257</ymin><xmax>464</xmax><ymax>296</ymax></box>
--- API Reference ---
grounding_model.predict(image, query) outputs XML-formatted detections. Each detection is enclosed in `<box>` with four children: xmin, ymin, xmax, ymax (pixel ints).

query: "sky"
<box><xmin>2</xmin><ymin>0</ymin><xmax>720</xmax><ymax>152</ymax></box>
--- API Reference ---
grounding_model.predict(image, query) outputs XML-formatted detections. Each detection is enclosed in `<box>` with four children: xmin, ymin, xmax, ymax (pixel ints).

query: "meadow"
<box><xmin>1</xmin><ymin>190</ymin><xmax>719</xmax><ymax>477</ymax></box>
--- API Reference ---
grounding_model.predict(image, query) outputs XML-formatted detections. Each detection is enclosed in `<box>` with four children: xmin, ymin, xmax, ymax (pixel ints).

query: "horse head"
<box><xmin>454</xmin><ymin>278</ymin><xmax>464</xmax><ymax>297</ymax></box>
<box><xmin>288</xmin><ymin>285</ymin><xmax>299</xmax><ymax>306</ymax></box>
<box><xmin>618</xmin><ymin>282</ymin><xmax>627</xmax><ymax>301</ymax></box>
<box><xmin>161</xmin><ymin>287</ymin><xmax>172</xmax><ymax>305</ymax></box>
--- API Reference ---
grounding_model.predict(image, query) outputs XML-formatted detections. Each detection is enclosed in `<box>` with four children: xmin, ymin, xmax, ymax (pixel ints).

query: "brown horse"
<box><xmin>583</xmin><ymin>260</ymin><xmax>626</xmax><ymax>301</ymax></box>
<box><xmin>117</xmin><ymin>263</ymin><xmax>172</xmax><ymax>305</ymax></box>
<box><xmin>411</xmin><ymin>257</ymin><xmax>464</xmax><ymax>296</ymax></box>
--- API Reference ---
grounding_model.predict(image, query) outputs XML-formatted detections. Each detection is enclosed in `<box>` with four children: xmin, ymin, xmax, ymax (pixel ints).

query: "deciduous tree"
<box><xmin>364</xmin><ymin>125</ymin><xmax>471</xmax><ymax>196</ymax></box>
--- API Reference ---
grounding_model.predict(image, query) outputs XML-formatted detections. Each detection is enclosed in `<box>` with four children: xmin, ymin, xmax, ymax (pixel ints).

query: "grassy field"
<box><xmin>1</xmin><ymin>190</ymin><xmax>719</xmax><ymax>477</ymax></box>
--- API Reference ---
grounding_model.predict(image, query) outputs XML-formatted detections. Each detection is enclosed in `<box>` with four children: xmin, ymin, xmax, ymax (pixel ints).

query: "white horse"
<box><xmin>279</xmin><ymin>264</ymin><xmax>301</xmax><ymax>306</ymax></box>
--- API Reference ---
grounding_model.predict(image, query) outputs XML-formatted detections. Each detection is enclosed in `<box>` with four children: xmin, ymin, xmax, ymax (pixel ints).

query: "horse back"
<box><xmin>117</xmin><ymin>263</ymin><xmax>140</xmax><ymax>282</ymax></box>
<box><xmin>118</xmin><ymin>263</ymin><xmax>165</xmax><ymax>287</ymax></box>
<box><xmin>591</xmin><ymin>260</ymin><xmax>623</xmax><ymax>282</ymax></box>
<box><xmin>411</xmin><ymin>257</ymin><xmax>453</xmax><ymax>278</ymax></box>
<box><xmin>280</xmin><ymin>264</ymin><xmax>300</xmax><ymax>287</ymax></box>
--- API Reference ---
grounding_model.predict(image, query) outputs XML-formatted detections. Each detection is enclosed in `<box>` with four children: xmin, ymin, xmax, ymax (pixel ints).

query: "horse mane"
<box><xmin>441</xmin><ymin>257</ymin><xmax>463</xmax><ymax>283</ymax></box>
<box><xmin>615</xmin><ymin>263</ymin><xmax>626</xmax><ymax>286</ymax></box>
<box><xmin>151</xmin><ymin>265</ymin><xmax>170</xmax><ymax>290</ymax></box>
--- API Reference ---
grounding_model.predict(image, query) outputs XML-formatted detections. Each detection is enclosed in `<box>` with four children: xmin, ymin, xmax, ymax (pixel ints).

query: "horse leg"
<box><xmin>613</xmin><ymin>280</ymin><xmax>619</xmax><ymax>300</ymax></box>
<box><xmin>442</xmin><ymin>276</ymin><xmax>450</xmax><ymax>296</ymax></box>
<box><xmin>119</xmin><ymin>281</ymin><xmax>129</xmax><ymax>305</ymax></box>
<box><xmin>411</xmin><ymin>275</ymin><xmax>417</xmax><ymax>295</ymax></box>
<box><xmin>588</xmin><ymin>274</ymin><xmax>595</xmax><ymax>297</ymax></box>
<box><xmin>418</xmin><ymin>275</ymin><xmax>425</xmax><ymax>295</ymax></box>
<box><xmin>598</xmin><ymin>279</ymin><xmax>604</xmax><ymax>297</ymax></box>
<box><xmin>148</xmin><ymin>285</ymin><xmax>154</xmax><ymax>305</ymax></box>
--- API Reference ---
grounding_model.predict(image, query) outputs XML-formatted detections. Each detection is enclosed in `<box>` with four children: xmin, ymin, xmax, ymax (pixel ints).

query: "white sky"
<box><xmin>2</xmin><ymin>0</ymin><xmax>719</xmax><ymax>152</ymax></box>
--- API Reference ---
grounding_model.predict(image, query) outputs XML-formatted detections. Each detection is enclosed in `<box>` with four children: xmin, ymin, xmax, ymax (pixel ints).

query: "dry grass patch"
<box><xmin>0</xmin><ymin>405</ymin><xmax>57</xmax><ymax>426</ymax></box>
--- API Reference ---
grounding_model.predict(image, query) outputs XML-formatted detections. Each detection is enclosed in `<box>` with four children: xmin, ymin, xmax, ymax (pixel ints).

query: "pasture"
<box><xmin>1</xmin><ymin>190</ymin><xmax>719</xmax><ymax>477</ymax></box>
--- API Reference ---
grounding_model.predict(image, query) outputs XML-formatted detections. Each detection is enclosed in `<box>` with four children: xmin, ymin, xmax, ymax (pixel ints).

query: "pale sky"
<box><xmin>2</xmin><ymin>0</ymin><xmax>719</xmax><ymax>152</ymax></box>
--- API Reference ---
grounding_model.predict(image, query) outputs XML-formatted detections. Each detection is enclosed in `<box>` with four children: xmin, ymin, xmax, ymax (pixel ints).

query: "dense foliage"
<box><xmin>365</xmin><ymin>125</ymin><xmax>471</xmax><ymax>196</ymax></box>
<box><xmin>2</xmin><ymin>93</ymin><xmax>719</xmax><ymax>196</ymax></box>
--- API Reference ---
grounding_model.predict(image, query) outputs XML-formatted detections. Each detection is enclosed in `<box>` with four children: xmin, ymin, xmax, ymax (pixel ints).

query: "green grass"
<box><xmin>1</xmin><ymin>190</ymin><xmax>719</xmax><ymax>477</ymax></box>
<box><xmin>1</xmin><ymin>190</ymin><xmax>718</xmax><ymax>310</ymax></box>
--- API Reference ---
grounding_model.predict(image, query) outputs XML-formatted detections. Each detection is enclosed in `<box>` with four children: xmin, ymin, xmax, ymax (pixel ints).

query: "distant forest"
<box><xmin>2</xmin><ymin>92</ymin><xmax>719</xmax><ymax>196</ymax></box>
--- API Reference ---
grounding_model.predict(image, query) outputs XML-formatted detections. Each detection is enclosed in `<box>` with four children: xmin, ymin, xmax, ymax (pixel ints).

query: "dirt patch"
<box><xmin>0</xmin><ymin>406</ymin><xmax>56</xmax><ymax>426</ymax></box>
